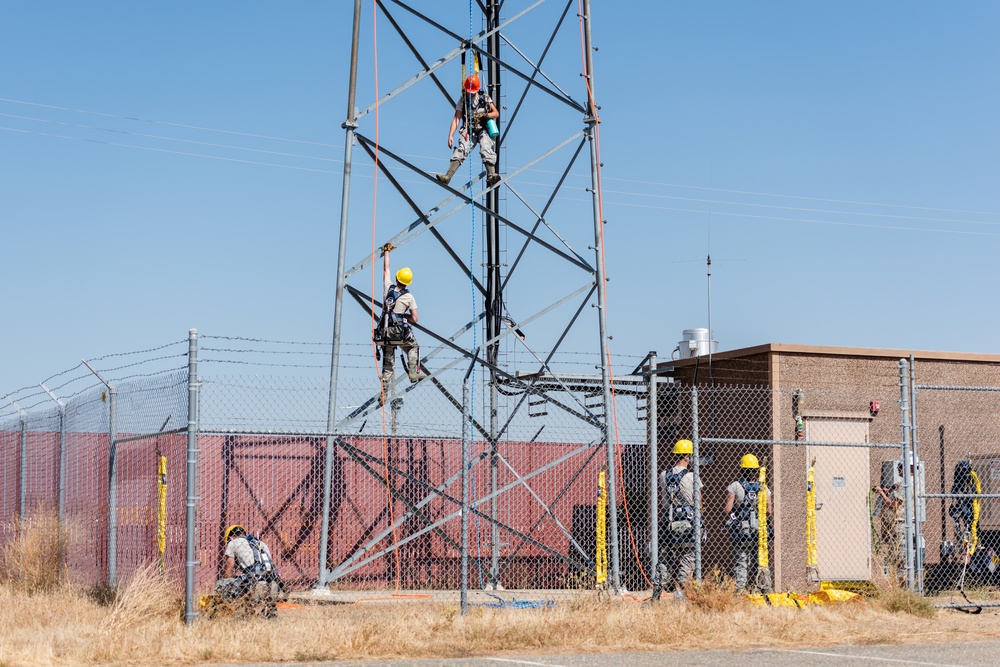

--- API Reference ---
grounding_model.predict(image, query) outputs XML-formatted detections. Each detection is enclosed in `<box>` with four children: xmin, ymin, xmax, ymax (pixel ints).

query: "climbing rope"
<box><xmin>955</xmin><ymin>465</ymin><xmax>982</xmax><ymax>613</ymax></box>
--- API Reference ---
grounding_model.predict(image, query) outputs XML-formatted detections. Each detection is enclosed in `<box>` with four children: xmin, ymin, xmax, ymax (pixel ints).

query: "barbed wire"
<box><xmin>202</xmin><ymin>335</ymin><xmax>327</xmax><ymax>346</ymax></box>
<box><xmin>200</xmin><ymin>346</ymin><xmax>331</xmax><ymax>356</ymax></box>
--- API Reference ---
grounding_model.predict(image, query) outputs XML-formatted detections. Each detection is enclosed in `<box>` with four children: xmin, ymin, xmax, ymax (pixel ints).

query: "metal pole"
<box><xmin>108</xmin><ymin>381</ymin><xmax>118</xmax><ymax>587</ymax></box>
<box><xmin>648</xmin><ymin>352</ymin><xmax>658</xmax><ymax>576</ymax></box>
<box><xmin>691</xmin><ymin>386</ymin><xmax>702</xmax><ymax>582</ymax></box>
<box><xmin>483</xmin><ymin>0</ymin><xmax>504</xmax><ymax>592</ymax></box>
<box><xmin>39</xmin><ymin>384</ymin><xmax>67</xmax><ymax>525</ymax></box>
<box><xmin>580</xmin><ymin>0</ymin><xmax>620</xmax><ymax>593</ymax></box>
<box><xmin>318</xmin><ymin>0</ymin><xmax>363</xmax><ymax>590</ymax></box>
<box><xmin>184</xmin><ymin>328</ymin><xmax>200</xmax><ymax>624</ymax></box>
<box><xmin>899</xmin><ymin>359</ymin><xmax>915</xmax><ymax>590</ymax></box>
<box><xmin>19</xmin><ymin>417</ymin><xmax>27</xmax><ymax>523</ymax></box>
<box><xmin>461</xmin><ymin>354</ymin><xmax>477</xmax><ymax>614</ymax></box>
<box><xmin>57</xmin><ymin>407</ymin><xmax>66</xmax><ymax>524</ymax></box>
<box><xmin>81</xmin><ymin>358</ymin><xmax>118</xmax><ymax>586</ymax></box>
<box><xmin>909</xmin><ymin>354</ymin><xmax>923</xmax><ymax>593</ymax></box>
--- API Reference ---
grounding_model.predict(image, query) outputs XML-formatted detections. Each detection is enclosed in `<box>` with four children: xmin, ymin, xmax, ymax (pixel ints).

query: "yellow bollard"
<box><xmin>595</xmin><ymin>466</ymin><xmax>608</xmax><ymax>586</ymax></box>
<box><xmin>806</xmin><ymin>462</ymin><xmax>819</xmax><ymax>581</ymax></box>
<box><xmin>157</xmin><ymin>454</ymin><xmax>167</xmax><ymax>570</ymax></box>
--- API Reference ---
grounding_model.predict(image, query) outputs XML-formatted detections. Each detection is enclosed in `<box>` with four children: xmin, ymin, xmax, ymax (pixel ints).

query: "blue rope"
<box><xmin>466</xmin><ymin>2</ymin><xmax>487</xmax><ymax>595</ymax></box>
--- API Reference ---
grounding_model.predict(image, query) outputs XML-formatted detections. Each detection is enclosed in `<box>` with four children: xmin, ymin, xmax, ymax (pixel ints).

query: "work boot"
<box><xmin>408</xmin><ymin>367</ymin><xmax>427</xmax><ymax>383</ymax></box>
<box><xmin>485</xmin><ymin>162</ymin><xmax>501</xmax><ymax>186</ymax></box>
<box><xmin>651</xmin><ymin>585</ymin><xmax>661</xmax><ymax>602</ymax></box>
<box><xmin>436</xmin><ymin>160</ymin><xmax>461</xmax><ymax>185</ymax></box>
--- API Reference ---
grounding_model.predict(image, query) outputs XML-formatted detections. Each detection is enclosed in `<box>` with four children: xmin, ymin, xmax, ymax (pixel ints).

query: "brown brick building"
<box><xmin>657</xmin><ymin>343</ymin><xmax>1000</xmax><ymax>592</ymax></box>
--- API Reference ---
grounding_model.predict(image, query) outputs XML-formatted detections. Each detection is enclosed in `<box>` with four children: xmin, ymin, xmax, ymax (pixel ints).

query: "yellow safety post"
<box><xmin>757</xmin><ymin>465</ymin><xmax>768</xmax><ymax>567</ymax></box>
<box><xmin>970</xmin><ymin>467</ymin><xmax>981</xmax><ymax>556</ymax></box>
<box><xmin>806</xmin><ymin>460</ymin><xmax>819</xmax><ymax>582</ymax></box>
<box><xmin>595</xmin><ymin>465</ymin><xmax>608</xmax><ymax>587</ymax></box>
<box><xmin>157</xmin><ymin>453</ymin><xmax>167</xmax><ymax>571</ymax></box>
<box><xmin>756</xmin><ymin>465</ymin><xmax>772</xmax><ymax>591</ymax></box>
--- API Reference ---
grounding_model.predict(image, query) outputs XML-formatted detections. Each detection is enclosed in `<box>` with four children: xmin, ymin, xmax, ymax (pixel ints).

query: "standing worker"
<box><xmin>652</xmin><ymin>439</ymin><xmax>702</xmax><ymax>601</ymax></box>
<box><xmin>435</xmin><ymin>74</ymin><xmax>501</xmax><ymax>187</ymax></box>
<box><xmin>724</xmin><ymin>454</ymin><xmax>772</xmax><ymax>593</ymax></box>
<box><xmin>873</xmin><ymin>458</ymin><xmax>908</xmax><ymax>578</ymax></box>
<box><xmin>374</xmin><ymin>244</ymin><xmax>426</xmax><ymax>399</ymax></box>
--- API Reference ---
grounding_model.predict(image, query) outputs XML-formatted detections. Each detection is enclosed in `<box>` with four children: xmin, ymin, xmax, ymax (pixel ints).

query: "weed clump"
<box><xmin>0</xmin><ymin>512</ymin><xmax>66</xmax><ymax>594</ymax></box>
<box><xmin>875</xmin><ymin>587</ymin><xmax>936</xmax><ymax>618</ymax></box>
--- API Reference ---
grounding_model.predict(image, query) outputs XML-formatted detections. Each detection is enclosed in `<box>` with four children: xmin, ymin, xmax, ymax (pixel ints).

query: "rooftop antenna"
<box><xmin>706</xmin><ymin>254</ymin><xmax>713</xmax><ymax>384</ymax></box>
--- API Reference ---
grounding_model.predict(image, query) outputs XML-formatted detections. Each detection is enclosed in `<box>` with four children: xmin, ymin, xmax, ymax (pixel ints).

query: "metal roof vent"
<box><xmin>674</xmin><ymin>328</ymin><xmax>718</xmax><ymax>360</ymax></box>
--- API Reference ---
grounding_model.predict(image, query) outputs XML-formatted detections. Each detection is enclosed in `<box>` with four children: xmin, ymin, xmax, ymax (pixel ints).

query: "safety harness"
<box><xmin>729</xmin><ymin>479</ymin><xmax>761</xmax><ymax>541</ymax></box>
<box><xmin>663</xmin><ymin>468</ymin><xmax>695</xmax><ymax>539</ymax></box>
<box><xmin>240</xmin><ymin>534</ymin><xmax>275</xmax><ymax>577</ymax></box>
<box><xmin>373</xmin><ymin>285</ymin><xmax>411</xmax><ymax>345</ymax></box>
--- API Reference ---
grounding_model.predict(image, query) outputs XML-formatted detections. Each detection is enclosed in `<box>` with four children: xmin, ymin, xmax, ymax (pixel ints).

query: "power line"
<box><xmin>3</xmin><ymin>98</ymin><xmax>997</xmax><ymax>229</ymax></box>
<box><xmin>0</xmin><ymin>97</ymin><xmax>340</xmax><ymax>148</ymax></box>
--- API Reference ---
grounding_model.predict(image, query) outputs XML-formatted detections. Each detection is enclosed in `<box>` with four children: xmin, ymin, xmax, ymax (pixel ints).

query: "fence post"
<box><xmin>909</xmin><ymin>354</ymin><xmax>924</xmax><ymax>593</ymax></box>
<box><xmin>691</xmin><ymin>385</ymin><xmax>702</xmax><ymax>583</ymax></box>
<box><xmin>19</xmin><ymin>416</ymin><xmax>27</xmax><ymax>523</ymax></box>
<box><xmin>39</xmin><ymin>384</ymin><xmax>67</xmax><ymax>524</ymax></box>
<box><xmin>109</xmin><ymin>382</ymin><xmax>119</xmax><ymax>587</ymax></box>
<box><xmin>899</xmin><ymin>359</ymin><xmax>915</xmax><ymax>590</ymax></box>
<box><xmin>648</xmin><ymin>352</ymin><xmax>658</xmax><ymax>578</ymax></box>
<box><xmin>185</xmin><ymin>328</ymin><xmax>200</xmax><ymax>624</ymax></box>
<box><xmin>82</xmin><ymin>358</ymin><xmax>118</xmax><ymax>586</ymax></box>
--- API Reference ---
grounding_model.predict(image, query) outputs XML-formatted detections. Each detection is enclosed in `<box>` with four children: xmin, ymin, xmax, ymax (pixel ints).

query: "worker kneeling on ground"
<box><xmin>214</xmin><ymin>524</ymin><xmax>284</xmax><ymax>615</ymax></box>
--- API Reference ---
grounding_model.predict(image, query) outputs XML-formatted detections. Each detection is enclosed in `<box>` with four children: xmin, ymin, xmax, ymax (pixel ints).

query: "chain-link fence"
<box><xmin>645</xmin><ymin>379</ymin><xmax>905</xmax><ymax>599</ymax></box>
<box><xmin>4</xmin><ymin>338</ymin><xmax>999</xmax><ymax>617</ymax></box>
<box><xmin>911</xmin><ymin>362</ymin><xmax>1000</xmax><ymax>610</ymax></box>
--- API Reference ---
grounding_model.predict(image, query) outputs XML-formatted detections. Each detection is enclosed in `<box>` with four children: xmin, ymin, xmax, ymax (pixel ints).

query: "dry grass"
<box><xmin>0</xmin><ymin>583</ymin><xmax>997</xmax><ymax>667</ymax></box>
<box><xmin>0</xmin><ymin>513</ymin><xmax>67</xmax><ymax>594</ymax></box>
<box><xmin>0</xmin><ymin>519</ymin><xmax>993</xmax><ymax>666</ymax></box>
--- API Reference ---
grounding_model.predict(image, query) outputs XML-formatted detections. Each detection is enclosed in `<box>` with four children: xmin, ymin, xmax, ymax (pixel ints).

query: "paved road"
<box><xmin>221</xmin><ymin>641</ymin><xmax>1000</xmax><ymax>667</ymax></box>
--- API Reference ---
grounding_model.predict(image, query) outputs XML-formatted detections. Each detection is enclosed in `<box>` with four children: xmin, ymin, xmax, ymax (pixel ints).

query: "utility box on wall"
<box><xmin>881</xmin><ymin>459</ymin><xmax>926</xmax><ymax>523</ymax></box>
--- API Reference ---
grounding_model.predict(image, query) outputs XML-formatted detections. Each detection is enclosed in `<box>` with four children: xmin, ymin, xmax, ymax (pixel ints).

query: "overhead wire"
<box><xmin>4</xmin><ymin>125</ymin><xmax>998</xmax><ymax>234</ymax></box>
<box><xmin>4</xmin><ymin>96</ymin><xmax>995</xmax><ymax>220</ymax></box>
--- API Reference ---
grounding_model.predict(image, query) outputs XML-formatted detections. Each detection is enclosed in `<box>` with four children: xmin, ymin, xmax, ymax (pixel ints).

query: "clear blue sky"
<box><xmin>2</xmin><ymin>1</ymin><xmax>998</xmax><ymax>402</ymax></box>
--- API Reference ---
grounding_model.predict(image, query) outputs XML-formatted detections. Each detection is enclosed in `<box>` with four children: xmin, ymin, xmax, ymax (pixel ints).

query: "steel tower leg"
<box><xmin>484</xmin><ymin>0</ymin><xmax>504</xmax><ymax>590</ymax></box>
<box><xmin>581</xmin><ymin>0</ymin><xmax>621</xmax><ymax>593</ymax></box>
<box><xmin>319</xmin><ymin>0</ymin><xmax>363</xmax><ymax>590</ymax></box>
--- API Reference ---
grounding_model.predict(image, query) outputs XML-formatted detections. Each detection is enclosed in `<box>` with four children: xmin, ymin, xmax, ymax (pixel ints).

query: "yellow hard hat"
<box><xmin>740</xmin><ymin>454</ymin><xmax>760</xmax><ymax>469</ymax></box>
<box><xmin>673</xmin><ymin>439</ymin><xmax>693</xmax><ymax>455</ymax></box>
<box><xmin>224</xmin><ymin>524</ymin><xmax>246</xmax><ymax>543</ymax></box>
<box><xmin>396</xmin><ymin>267</ymin><xmax>413</xmax><ymax>285</ymax></box>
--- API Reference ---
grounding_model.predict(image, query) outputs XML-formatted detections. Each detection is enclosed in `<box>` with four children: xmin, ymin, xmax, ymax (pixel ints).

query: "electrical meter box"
<box><xmin>881</xmin><ymin>459</ymin><xmax>926</xmax><ymax>523</ymax></box>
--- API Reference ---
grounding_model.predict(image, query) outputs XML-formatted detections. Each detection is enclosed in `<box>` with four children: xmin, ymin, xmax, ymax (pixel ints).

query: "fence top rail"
<box><xmin>700</xmin><ymin>437</ymin><xmax>901</xmax><ymax>449</ymax></box>
<box><xmin>917</xmin><ymin>385</ymin><xmax>1000</xmax><ymax>392</ymax></box>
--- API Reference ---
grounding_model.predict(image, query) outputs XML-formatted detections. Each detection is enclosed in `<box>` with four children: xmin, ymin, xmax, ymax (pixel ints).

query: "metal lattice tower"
<box><xmin>320</xmin><ymin>0</ymin><xmax>622</xmax><ymax>592</ymax></box>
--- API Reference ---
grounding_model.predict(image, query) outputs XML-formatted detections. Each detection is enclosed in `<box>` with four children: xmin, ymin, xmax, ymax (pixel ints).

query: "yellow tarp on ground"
<box><xmin>746</xmin><ymin>588</ymin><xmax>861</xmax><ymax>608</ymax></box>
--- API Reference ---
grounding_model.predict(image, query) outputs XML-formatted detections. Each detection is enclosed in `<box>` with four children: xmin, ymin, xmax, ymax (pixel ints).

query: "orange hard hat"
<box><xmin>464</xmin><ymin>75</ymin><xmax>481</xmax><ymax>93</ymax></box>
